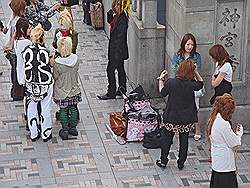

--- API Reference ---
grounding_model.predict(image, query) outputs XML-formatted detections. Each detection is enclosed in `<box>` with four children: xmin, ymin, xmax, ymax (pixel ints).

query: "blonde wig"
<box><xmin>206</xmin><ymin>93</ymin><xmax>235</xmax><ymax>141</ymax></box>
<box><xmin>57</xmin><ymin>37</ymin><xmax>72</xmax><ymax>57</ymax></box>
<box><xmin>30</xmin><ymin>24</ymin><xmax>44</xmax><ymax>44</ymax></box>
<box><xmin>112</xmin><ymin>0</ymin><xmax>130</xmax><ymax>16</ymax></box>
<box><xmin>58</xmin><ymin>8</ymin><xmax>73</xmax><ymax>30</ymax></box>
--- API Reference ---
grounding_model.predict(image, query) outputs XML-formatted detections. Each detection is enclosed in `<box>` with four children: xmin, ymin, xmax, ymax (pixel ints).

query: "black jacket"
<box><xmin>108</xmin><ymin>12</ymin><xmax>129</xmax><ymax>61</ymax></box>
<box><xmin>161</xmin><ymin>78</ymin><xmax>203</xmax><ymax>125</ymax></box>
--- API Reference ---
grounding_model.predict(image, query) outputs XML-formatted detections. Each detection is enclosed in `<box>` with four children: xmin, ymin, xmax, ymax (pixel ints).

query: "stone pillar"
<box><xmin>165</xmin><ymin>0</ymin><xmax>250</xmax><ymax>129</ymax></box>
<box><xmin>137</xmin><ymin>0</ymin><xmax>142</xmax><ymax>20</ymax></box>
<box><xmin>132</xmin><ymin>0</ymin><xmax>137</xmax><ymax>12</ymax></box>
<box><xmin>142</xmin><ymin>0</ymin><xmax>157</xmax><ymax>28</ymax></box>
<box><xmin>127</xmin><ymin>0</ymin><xmax>165</xmax><ymax>97</ymax></box>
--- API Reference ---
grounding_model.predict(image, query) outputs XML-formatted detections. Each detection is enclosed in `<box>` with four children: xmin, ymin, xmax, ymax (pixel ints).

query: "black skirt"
<box><xmin>210</xmin><ymin>170</ymin><xmax>238</xmax><ymax>188</ymax></box>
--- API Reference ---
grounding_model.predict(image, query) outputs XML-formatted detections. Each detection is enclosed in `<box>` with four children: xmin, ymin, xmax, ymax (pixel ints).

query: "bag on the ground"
<box><xmin>124</xmin><ymin>85</ymin><xmax>149</xmax><ymax>113</ymax></box>
<box><xmin>90</xmin><ymin>2</ymin><xmax>104</xmax><ymax>29</ymax></box>
<box><xmin>125</xmin><ymin>105</ymin><xmax>160</xmax><ymax>142</ymax></box>
<box><xmin>142</xmin><ymin>127</ymin><xmax>163</xmax><ymax>149</ymax></box>
<box><xmin>109</xmin><ymin>112</ymin><xmax>126</xmax><ymax>136</ymax></box>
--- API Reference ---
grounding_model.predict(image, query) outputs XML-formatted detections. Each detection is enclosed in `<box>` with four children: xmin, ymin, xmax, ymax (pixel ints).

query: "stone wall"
<box><xmin>102</xmin><ymin>0</ymin><xmax>112</xmax><ymax>36</ymax></box>
<box><xmin>165</xmin><ymin>0</ymin><xmax>250</xmax><ymax>129</ymax></box>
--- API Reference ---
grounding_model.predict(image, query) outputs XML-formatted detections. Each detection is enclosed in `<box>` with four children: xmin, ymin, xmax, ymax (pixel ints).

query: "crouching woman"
<box><xmin>156</xmin><ymin>60</ymin><xmax>203</xmax><ymax>169</ymax></box>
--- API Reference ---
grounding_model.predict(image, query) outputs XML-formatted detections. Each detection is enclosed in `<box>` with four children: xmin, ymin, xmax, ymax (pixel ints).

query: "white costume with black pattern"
<box><xmin>23</xmin><ymin>43</ymin><xmax>53</xmax><ymax>140</ymax></box>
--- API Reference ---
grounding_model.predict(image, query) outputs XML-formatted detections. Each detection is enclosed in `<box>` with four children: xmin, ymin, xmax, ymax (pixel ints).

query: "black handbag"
<box><xmin>142</xmin><ymin>128</ymin><xmax>163</xmax><ymax>149</ymax></box>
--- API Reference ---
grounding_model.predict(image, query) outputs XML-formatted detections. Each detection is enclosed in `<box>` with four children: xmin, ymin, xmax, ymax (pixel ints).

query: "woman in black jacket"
<box><xmin>156</xmin><ymin>60</ymin><xmax>203</xmax><ymax>170</ymax></box>
<box><xmin>97</xmin><ymin>0</ymin><xmax>129</xmax><ymax>100</ymax></box>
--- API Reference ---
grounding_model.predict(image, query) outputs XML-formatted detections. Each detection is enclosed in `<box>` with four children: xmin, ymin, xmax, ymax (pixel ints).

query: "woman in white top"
<box><xmin>206</xmin><ymin>94</ymin><xmax>243</xmax><ymax>188</ymax></box>
<box><xmin>15</xmin><ymin>18</ymin><xmax>33</xmax><ymax>86</ymax></box>
<box><xmin>209</xmin><ymin>44</ymin><xmax>233</xmax><ymax>105</ymax></box>
<box><xmin>14</xmin><ymin>18</ymin><xmax>33</xmax><ymax>131</ymax></box>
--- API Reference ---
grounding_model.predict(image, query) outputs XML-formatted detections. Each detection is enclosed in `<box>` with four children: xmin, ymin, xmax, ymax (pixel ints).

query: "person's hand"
<box><xmin>158</xmin><ymin>70</ymin><xmax>168</xmax><ymax>81</ymax></box>
<box><xmin>211</xmin><ymin>74</ymin><xmax>216</xmax><ymax>81</ymax></box>
<box><xmin>53</xmin><ymin>2</ymin><xmax>61</xmax><ymax>11</ymax></box>
<box><xmin>236</xmin><ymin>123</ymin><xmax>243</xmax><ymax>136</ymax></box>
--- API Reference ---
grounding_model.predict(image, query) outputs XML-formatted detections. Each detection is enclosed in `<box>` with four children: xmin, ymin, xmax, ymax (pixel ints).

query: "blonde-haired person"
<box><xmin>52</xmin><ymin>8</ymin><xmax>78</xmax><ymax>54</ymax></box>
<box><xmin>22</xmin><ymin>24</ymin><xmax>53</xmax><ymax>142</ymax></box>
<box><xmin>206</xmin><ymin>94</ymin><xmax>243</xmax><ymax>188</ymax></box>
<box><xmin>51</xmin><ymin>37</ymin><xmax>82</xmax><ymax>140</ymax></box>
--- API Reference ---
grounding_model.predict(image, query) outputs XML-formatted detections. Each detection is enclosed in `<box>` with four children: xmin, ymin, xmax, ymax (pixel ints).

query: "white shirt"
<box><xmin>14</xmin><ymin>39</ymin><xmax>32</xmax><ymax>85</ymax></box>
<box><xmin>214</xmin><ymin>62</ymin><xmax>233</xmax><ymax>82</ymax></box>
<box><xmin>211</xmin><ymin>113</ymin><xmax>241</xmax><ymax>172</ymax></box>
<box><xmin>0</xmin><ymin>32</ymin><xmax>7</xmax><ymax>50</ymax></box>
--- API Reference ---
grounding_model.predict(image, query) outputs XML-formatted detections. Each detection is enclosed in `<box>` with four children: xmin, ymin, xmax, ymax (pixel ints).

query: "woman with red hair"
<box><xmin>156</xmin><ymin>60</ymin><xmax>203</xmax><ymax>170</ymax></box>
<box><xmin>206</xmin><ymin>94</ymin><xmax>243</xmax><ymax>188</ymax></box>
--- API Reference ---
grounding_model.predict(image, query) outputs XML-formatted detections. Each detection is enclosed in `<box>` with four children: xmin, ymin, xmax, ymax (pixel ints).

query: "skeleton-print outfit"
<box><xmin>23</xmin><ymin>43</ymin><xmax>53</xmax><ymax>141</ymax></box>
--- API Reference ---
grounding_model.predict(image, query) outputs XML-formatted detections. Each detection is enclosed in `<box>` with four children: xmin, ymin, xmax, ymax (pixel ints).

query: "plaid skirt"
<box><xmin>161</xmin><ymin>122</ymin><xmax>195</xmax><ymax>133</ymax></box>
<box><xmin>54</xmin><ymin>93</ymin><xmax>82</xmax><ymax>107</ymax></box>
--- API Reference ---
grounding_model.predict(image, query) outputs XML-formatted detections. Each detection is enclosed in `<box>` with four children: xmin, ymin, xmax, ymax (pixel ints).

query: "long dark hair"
<box><xmin>16</xmin><ymin>18</ymin><xmax>30</xmax><ymax>39</ymax></box>
<box><xmin>209</xmin><ymin>44</ymin><xmax>233</xmax><ymax>66</ymax></box>
<box><xmin>178</xmin><ymin>33</ymin><xmax>197</xmax><ymax>57</ymax></box>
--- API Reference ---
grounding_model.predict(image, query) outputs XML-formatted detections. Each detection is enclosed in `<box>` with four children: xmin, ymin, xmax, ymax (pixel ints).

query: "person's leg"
<box><xmin>40</xmin><ymin>85</ymin><xmax>53</xmax><ymax>142</ymax></box>
<box><xmin>116</xmin><ymin>60</ymin><xmax>127</xmax><ymax>95</ymax></box>
<box><xmin>59</xmin><ymin>107</ymin><xmax>69</xmax><ymax>140</ymax></box>
<box><xmin>157</xmin><ymin>129</ymin><xmax>175</xmax><ymax>166</ymax></box>
<box><xmin>194</xmin><ymin>97</ymin><xmax>201</xmax><ymax>141</ymax></box>
<box><xmin>27</xmin><ymin>98</ymin><xmax>39</xmax><ymax>141</ymax></box>
<box><xmin>177</xmin><ymin>131</ymin><xmax>189</xmax><ymax>169</ymax></box>
<box><xmin>97</xmin><ymin>60</ymin><xmax>116</xmax><ymax>99</ymax></box>
<box><xmin>68</xmin><ymin>105</ymin><xmax>79</xmax><ymax>136</ymax></box>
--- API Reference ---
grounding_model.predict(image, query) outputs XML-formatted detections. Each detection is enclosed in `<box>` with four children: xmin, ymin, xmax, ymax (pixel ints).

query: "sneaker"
<box><xmin>59</xmin><ymin>129</ymin><xmax>69</xmax><ymax>140</ymax></box>
<box><xmin>208</xmin><ymin>157</ymin><xmax>212</xmax><ymax>163</ymax></box>
<box><xmin>68</xmin><ymin>127</ymin><xmax>78</xmax><ymax>136</ymax></box>
<box><xmin>194</xmin><ymin>134</ymin><xmax>201</xmax><ymax>141</ymax></box>
<box><xmin>156</xmin><ymin>159</ymin><xmax>168</xmax><ymax>168</ymax></box>
<box><xmin>177</xmin><ymin>163</ymin><xmax>184</xmax><ymax>170</ymax></box>
<box><xmin>97</xmin><ymin>94</ymin><xmax>116</xmax><ymax>100</ymax></box>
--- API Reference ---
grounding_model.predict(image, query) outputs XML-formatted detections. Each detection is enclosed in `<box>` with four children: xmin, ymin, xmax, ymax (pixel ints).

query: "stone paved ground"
<box><xmin>0</xmin><ymin>1</ymin><xmax>250</xmax><ymax>187</ymax></box>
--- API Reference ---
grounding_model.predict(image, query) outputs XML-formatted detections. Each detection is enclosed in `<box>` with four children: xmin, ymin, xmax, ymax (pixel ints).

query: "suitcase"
<box><xmin>89</xmin><ymin>2</ymin><xmax>104</xmax><ymax>30</ymax></box>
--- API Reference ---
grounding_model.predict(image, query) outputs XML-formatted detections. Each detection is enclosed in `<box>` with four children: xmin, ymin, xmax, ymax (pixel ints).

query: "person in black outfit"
<box><xmin>97</xmin><ymin>0</ymin><xmax>129</xmax><ymax>100</ymax></box>
<box><xmin>82</xmin><ymin>0</ymin><xmax>92</xmax><ymax>25</ymax></box>
<box><xmin>156</xmin><ymin>60</ymin><xmax>203</xmax><ymax>170</ymax></box>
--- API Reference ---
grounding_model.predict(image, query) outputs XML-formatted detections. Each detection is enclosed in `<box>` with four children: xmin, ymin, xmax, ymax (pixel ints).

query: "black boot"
<box><xmin>97</xmin><ymin>93</ymin><xmax>116</xmax><ymax>100</ymax></box>
<box><xmin>68</xmin><ymin>127</ymin><xmax>78</xmax><ymax>136</ymax></box>
<box><xmin>59</xmin><ymin>128</ymin><xmax>69</xmax><ymax>140</ymax></box>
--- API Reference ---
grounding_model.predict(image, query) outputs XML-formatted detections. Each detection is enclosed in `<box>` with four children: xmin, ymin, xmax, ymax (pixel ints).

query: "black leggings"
<box><xmin>160</xmin><ymin>128</ymin><xmax>189</xmax><ymax>165</ymax></box>
<box><xmin>106</xmin><ymin>60</ymin><xmax>126</xmax><ymax>95</ymax></box>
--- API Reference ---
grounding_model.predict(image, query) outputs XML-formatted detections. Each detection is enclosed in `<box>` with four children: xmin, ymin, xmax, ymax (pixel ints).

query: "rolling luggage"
<box><xmin>89</xmin><ymin>2</ymin><xmax>104</xmax><ymax>30</ymax></box>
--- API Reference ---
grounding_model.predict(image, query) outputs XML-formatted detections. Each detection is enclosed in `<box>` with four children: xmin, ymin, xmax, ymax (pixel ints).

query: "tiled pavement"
<box><xmin>0</xmin><ymin>1</ymin><xmax>250</xmax><ymax>187</ymax></box>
